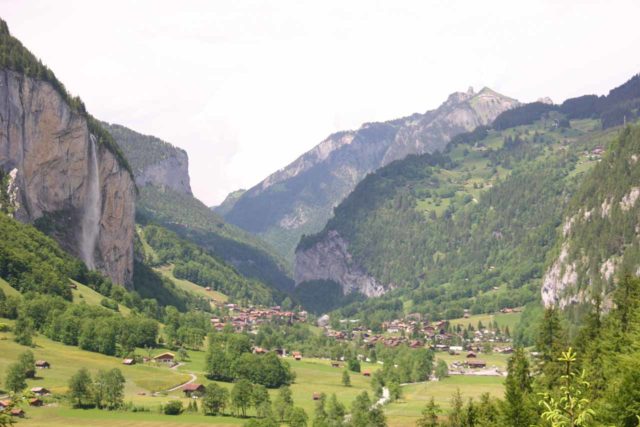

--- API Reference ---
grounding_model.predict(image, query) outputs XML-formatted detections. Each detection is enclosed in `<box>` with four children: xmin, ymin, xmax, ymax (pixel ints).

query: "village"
<box><xmin>209</xmin><ymin>303</ymin><xmax>309</xmax><ymax>333</ymax></box>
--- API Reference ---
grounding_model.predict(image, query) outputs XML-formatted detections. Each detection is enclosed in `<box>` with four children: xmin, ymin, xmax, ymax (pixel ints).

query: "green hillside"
<box><xmin>137</xmin><ymin>185</ymin><xmax>294</xmax><ymax>293</ymax></box>
<box><xmin>299</xmin><ymin>117</ymin><xmax>621</xmax><ymax>324</ymax></box>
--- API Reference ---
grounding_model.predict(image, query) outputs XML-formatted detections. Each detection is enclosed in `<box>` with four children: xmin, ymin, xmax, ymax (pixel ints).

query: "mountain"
<box><xmin>101</xmin><ymin>122</ymin><xmax>192</xmax><ymax>195</ymax></box>
<box><xmin>542</xmin><ymin>124</ymin><xmax>640</xmax><ymax>310</ymax></box>
<box><xmin>0</xmin><ymin>19</ymin><xmax>135</xmax><ymax>286</ymax></box>
<box><xmin>294</xmin><ymin>74</ymin><xmax>640</xmax><ymax>318</ymax></box>
<box><xmin>218</xmin><ymin>87</ymin><xmax>520</xmax><ymax>260</ymax></box>
<box><xmin>213</xmin><ymin>189</ymin><xmax>246</xmax><ymax>216</ymax></box>
<box><xmin>104</xmin><ymin>123</ymin><xmax>294</xmax><ymax>293</ymax></box>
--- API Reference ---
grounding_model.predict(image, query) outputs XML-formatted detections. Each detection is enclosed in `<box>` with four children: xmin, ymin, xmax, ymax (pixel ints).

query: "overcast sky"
<box><xmin>2</xmin><ymin>0</ymin><xmax>639</xmax><ymax>205</ymax></box>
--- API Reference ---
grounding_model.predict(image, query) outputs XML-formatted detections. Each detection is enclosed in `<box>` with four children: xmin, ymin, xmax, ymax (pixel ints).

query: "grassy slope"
<box><xmin>70</xmin><ymin>280</ymin><xmax>132</xmax><ymax>316</ymax></box>
<box><xmin>154</xmin><ymin>264</ymin><xmax>228</xmax><ymax>303</ymax></box>
<box><xmin>0</xmin><ymin>276</ymin><xmax>20</xmax><ymax>297</ymax></box>
<box><xmin>448</xmin><ymin>310</ymin><xmax>522</xmax><ymax>332</ymax></box>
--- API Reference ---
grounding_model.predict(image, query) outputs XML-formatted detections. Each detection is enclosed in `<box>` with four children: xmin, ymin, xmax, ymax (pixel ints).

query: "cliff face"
<box><xmin>541</xmin><ymin>126</ymin><xmax>640</xmax><ymax>309</ymax></box>
<box><xmin>222</xmin><ymin>87</ymin><xmax>519</xmax><ymax>260</ymax></box>
<box><xmin>294</xmin><ymin>230</ymin><xmax>386</xmax><ymax>297</ymax></box>
<box><xmin>0</xmin><ymin>69</ymin><xmax>135</xmax><ymax>286</ymax></box>
<box><xmin>101</xmin><ymin>122</ymin><xmax>192</xmax><ymax>195</ymax></box>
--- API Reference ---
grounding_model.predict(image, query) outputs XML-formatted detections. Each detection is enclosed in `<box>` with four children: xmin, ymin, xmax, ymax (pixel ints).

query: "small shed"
<box><xmin>182</xmin><ymin>383</ymin><xmax>206</xmax><ymax>397</ymax></box>
<box><xmin>35</xmin><ymin>360</ymin><xmax>50</xmax><ymax>369</ymax></box>
<box><xmin>10</xmin><ymin>408</ymin><xmax>25</xmax><ymax>417</ymax></box>
<box><xmin>0</xmin><ymin>400</ymin><xmax>11</xmax><ymax>409</ymax></box>
<box><xmin>362</xmin><ymin>370</ymin><xmax>371</xmax><ymax>377</ymax></box>
<box><xmin>122</xmin><ymin>358</ymin><xmax>135</xmax><ymax>366</ymax></box>
<box><xmin>466</xmin><ymin>351</ymin><xmax>477</xmax><ymax>358</ymax></box>
<box><xmin>331</xmin><ymin>362</ymin><xmax>341</xmax><ymax>368</ymax></box>
<box><xmin>312</xmin><ymin>392</ymin><xmax>321</xmax><ymax>401</ymax></box>
<box><xmin>292</xmin><ymin>351</ymin><xmax>302</xmax><ymax>361</ymax></box>
<box><xmin>29</xmin><ymin>398</ymin><xmax>43</xmax><ymax>407</ymax></box>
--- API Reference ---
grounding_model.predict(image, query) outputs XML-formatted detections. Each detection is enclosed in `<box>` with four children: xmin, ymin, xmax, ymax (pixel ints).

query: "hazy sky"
<box><xmin>2</xmin><ymin>0</ymin><xmax>639</xmax><ymax>205</ymax></box>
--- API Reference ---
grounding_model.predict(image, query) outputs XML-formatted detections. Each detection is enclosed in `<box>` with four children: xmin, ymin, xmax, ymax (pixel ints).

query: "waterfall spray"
<box><xmin>80</xmin><ymin>136</ymin><xmax>101</xmax><ymax>269</ymax></box>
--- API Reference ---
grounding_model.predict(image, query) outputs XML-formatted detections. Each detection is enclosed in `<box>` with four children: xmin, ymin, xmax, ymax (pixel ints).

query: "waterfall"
<box><xmin>80</xmin><ymin>136</ymin><xmax>101</xmax><ymax>269</ymax></box>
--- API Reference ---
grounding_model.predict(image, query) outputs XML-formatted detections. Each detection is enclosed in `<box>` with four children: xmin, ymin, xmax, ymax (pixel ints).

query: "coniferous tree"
<box><xmin>417</xmin><ymin>397</ymin><xmax>440</xmax><ymax>427</ymax></box>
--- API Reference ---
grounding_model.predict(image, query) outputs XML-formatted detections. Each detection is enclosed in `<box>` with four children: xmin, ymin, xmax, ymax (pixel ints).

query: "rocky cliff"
<box><xmin>0</xmin><ymin>69</ymin><xmax>135</xmax><ymax>286</ymax></box>
<box><xmin>102</xmin><ymin>122</ymin><xmax>192</xmax><ymax>195</ymax></box>
<box><xmin>541</xmin><ymin>125</ymin><xmax>640</xmax><ymax>308</ymax></box>
<box><xmin>294</xmin><ymin>230</ymin><xmax>386</xmax><ymax>297</ymax></box>
<box><xmin>221</xmin><ymin>87</ymin><xmax>519</xmax><ymax>260</ymax></box>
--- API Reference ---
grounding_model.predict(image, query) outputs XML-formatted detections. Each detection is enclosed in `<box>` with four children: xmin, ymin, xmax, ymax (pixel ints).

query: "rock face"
<box><xmin>101</xmin><ymin>122</ymin><xmax>192</xmax><ymax>195</ymax></box>
<box><xmin>222</xmin><ymin>87</ymin><xmax>519</xmax><ymax>260</ymax></box>
<box><xmin>0</xmin><ymin>69</ymin><xmax>135</xmax><ymax>286</ymax></box>
<box><xmin>294</xmin><ymin>230</ymin><xmax>386</xmax><ymax>297</ymax></box>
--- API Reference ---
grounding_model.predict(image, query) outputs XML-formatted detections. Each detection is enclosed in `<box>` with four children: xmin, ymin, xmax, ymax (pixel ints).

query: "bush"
<box><xmin>163</xmin><ymin>400</ymin><xmax>183</xmax><ymax>415</ymax></box>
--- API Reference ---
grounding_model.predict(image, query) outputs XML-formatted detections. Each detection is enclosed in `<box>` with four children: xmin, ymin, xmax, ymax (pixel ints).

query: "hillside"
<box><xmin>219</xmin><ymin>88</ymin><xmax>519</xmax><ymax>260</ymax></box>
<box><xmin>294</xmin><ymin>74</ymin><xmax>640</xmax><ymax>321</ymax></box>
<box><xmin>542</xmin><ymin>124</ymin><xmax>640</xmax><ymax>311</ymax></box>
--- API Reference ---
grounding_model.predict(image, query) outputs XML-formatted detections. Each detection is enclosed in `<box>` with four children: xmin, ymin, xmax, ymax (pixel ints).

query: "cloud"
<box><xmin>2</xmin><ymin>0</ymin><xmax>639</xmax><ymax>205</ymax></box>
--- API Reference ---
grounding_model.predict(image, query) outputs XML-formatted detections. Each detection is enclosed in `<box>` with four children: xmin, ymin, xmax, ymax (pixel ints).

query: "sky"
<box><xmin>2</xmin><ymin>0</ymin><xmax>640</xmax><ymax>205</ymax></box>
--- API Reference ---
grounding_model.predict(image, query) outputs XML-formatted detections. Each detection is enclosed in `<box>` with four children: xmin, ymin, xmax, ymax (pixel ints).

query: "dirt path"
<box><xmin>166</xmin><ymin>372</ymin><xmax>197</xmax><ymax>392</ymax></box>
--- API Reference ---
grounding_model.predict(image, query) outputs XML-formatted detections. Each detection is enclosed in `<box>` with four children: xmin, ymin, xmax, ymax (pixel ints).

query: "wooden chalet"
<box><xmin>29</xmin><ymin>398</ymin><xmax>43</xmax><ymax>407</ymax></box>
<box><xmin>362</xmin><ymin>370</ymin><xmax>371</xmax><ymax>377</ymax></box>
<box><xmin>30</xmin><ymin>387</ymin><xmax>50</xmax><ymax>396</ymax></box>
<box><xmin>312</xmin><ymin>392</ymin><xmax>321</xmax><ymax>401</ymax></box>
<box><xmin>182</xmin><ymin>383</ymin><xmax>206</xmax><ymax>397</ymax></box>
<box><xmin>292</xmin><ymin>351</ymin><xmax>302</xmax><ymax>361</ymax></box>
<box><xmin>467</xmin><ymin>360</ymin><xmax>487</xmax><ymax>369</ymax></box>
<box><xmin>153</xmin><ymin>352</ymin><xmax>175</xmax><ymax>364</ymax></box>
<box><xmin>10</xmin><ymin>408</ymin><xmax>24</xmax><ymax>417</ymax></box>
<box><xmin>122</xmin><ymin>358</ymin><xmax>135</xmax><ymax>365</ymax></box>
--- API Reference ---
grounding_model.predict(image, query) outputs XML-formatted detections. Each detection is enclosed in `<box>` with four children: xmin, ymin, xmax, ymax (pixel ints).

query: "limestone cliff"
<box><xmin>223</xmin><ymin>87</ymin><xmax>519</xmax><ymax>260</ymax></box>
<box><xmin>101</xmin><ymin>122</ymin><xmax>192</xmax><ymax>195</ymax></box>
<box><xmin>294</xmin><ymin>230</ymin><xmax>386</xmax><ymax>297</ymax></box>
<box><xmin>0</xmin><ymin>69</ymin><xmax>135</xmax><ymax>286</ymax></box>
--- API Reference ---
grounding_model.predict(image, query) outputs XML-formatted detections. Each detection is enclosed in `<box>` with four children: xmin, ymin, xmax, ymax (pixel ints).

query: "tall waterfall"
<box><xmin>80</xmin><ymin>136</ymin><xmax>101</xmax><ymax>269</ymax></box>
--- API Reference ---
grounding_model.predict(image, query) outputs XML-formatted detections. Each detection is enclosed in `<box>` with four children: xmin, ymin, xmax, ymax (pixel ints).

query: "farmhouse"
<box><xmin>10</xmin><ymin>408</ymin><xmax>24</xmax><ymax>417</ymax></box>
<box><xmin>182</xmin><ymin>383</ymin><xmax>206</xmax><ymax>397</ymax></box>
<box><xmin>292</xmin><ymin>351</ymin><xmax>302</xmax><ymax>360</ymax></box>
<box><xmin>35</xmin><ymin>360</ymin><xmax>50</xmax><ymax>369</ymax></box>
<box><xmin>122</xmin><ymin>358</ymin><xmax>135</xmax><ymax>365</ymax></box>
<box><xmin>30</xmin><ymin>387</ymin><xmax>50</xmax><ymax>396</ymax></box>
<box><xmin>467</xmin><ymin>360</ymin><xmax>487</xmax><ymax>369</ymax></box>
<box><xmin>0</xmin><ymin>400</ymin><xmax>11</xmax><ymax>409</ymax></box>
<box><xmin>153</xmin><ymin>352</ymin><xmax>175</xmax><ymax>364</ymax></box>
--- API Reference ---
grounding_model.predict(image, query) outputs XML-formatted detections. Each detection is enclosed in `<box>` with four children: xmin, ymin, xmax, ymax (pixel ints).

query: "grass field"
<box><xmin>155</xmin><ymin>264</ymin><xmax>228</xmax><ymax>303</ymax></box>
<box><xmin>449</xmin><ymin>310</ymin><xmax>522</xmax><ymax>332</ymax></box>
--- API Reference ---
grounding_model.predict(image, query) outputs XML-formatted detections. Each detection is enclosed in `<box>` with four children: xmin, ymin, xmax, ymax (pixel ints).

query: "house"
<box><xmin>312</xmin><ymin>392</ymin><xmax>321</xmax><ymax>401</ymax></box>
<box><xmin>253</xmin><ymin>347</ymin><xmax>267</xmax><ymax>354</ymax></box>
<box><xmin>35</xmin><ymin>360</ymin><xmax>50</xmax><ymax>369</ymax></box>
<box><xmin>0</xmin><ymin>400</ymin><xmax>11</xmax><ymax>409</ymax></box>
<box><xmin>362</xmin><ymin>371</ymin><xmax>371</xmax><ymax>377</ymax></box>
<box><xmin>122</xmin><ymin>358</ymin><xmax>135</xmax><ymax>366</ymax></box>
<box><xmin>153</xmin><ymin>352</ymin><xmax>175</xmax><ymax>364</ymax></box>
<box><xmin>466</xmin><ymin>352</ymin><xmax>477</xmax><ymax>358</ymax></box>
<box><xmin>467</xmin><ymin>360</ymin><xmax>487</xmax><ymax>369</ymax></box>
<box><xmin>182</xmin><ymin>383</ymin><xmax>206</xmax><ymax>397</ymax></box>
<box><xmin>30</xmin><ymin>387</ymin><xmax>50</xmax><ymax>396</ymax></box>
<box><xmin>10</xmin><ymin>408</ymin><xmax>24</xmax><ymax>417</ymax></box>
<box><xmin>29</xmin><ymin>398</ymin><xmax>43</xmax><ymax>407</ymax></box>
<box><xmin>292</xmin><ymin>351</ymin><xmax>302</xmax><ymax>361</ymax></box>
<box><xmin>331</xmin><ymin>362</ymin><xmax>341</xmax><ymax>368</ymax></box>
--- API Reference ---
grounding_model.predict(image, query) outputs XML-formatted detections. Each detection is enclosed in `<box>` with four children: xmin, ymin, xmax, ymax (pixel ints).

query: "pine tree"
<box><xmin>417</xmin><ymin>397</ymin><xmax>440</xmax><ymax>427</ymax></box>
<box><xmin>502</xmin><ymin>347</ymin><xmax>536</xmax><ymax>426</ymax></box>
<box><xmin>537</xmin><ymin>308</ymin><xmax>565</xmax><ymax>389</ymax></box>
<box><xmin>341</xmin><ymin>370</ymin><xmax>351</xmax><ymax>387</ymax></box>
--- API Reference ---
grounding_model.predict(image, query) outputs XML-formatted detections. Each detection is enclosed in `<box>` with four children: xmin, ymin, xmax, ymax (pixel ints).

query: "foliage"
<box><xmin>538</xmin><ymin>348</ymin><xmax>596</xmax><ymax>427</ymax></box>
<box><xmin>417</xmin><ymin>397</ymin><xmax>440</xmax><ymax>427</ymax></box>
<box><xmin>201</xmin><ymin>382</ymin><xmax>229</xmax><ymax>416</ymax></box>
<box><xmin>341</xmin><ymin>370</ymin><xmax>351</xmax><ymax>387</ymax></box>
<box><xmin>68</xmin><ymin>368</ymin><xmax>93</xmax><ymax>408</ymax></box>
<box><xmin>231</xmin><ymin>379</ymin><xmax>253</xmax><ymax>417</ymax></box>
<box><xmin>293</xmin><ymin>280</ymin><xmax>364</xmax><ymax>314</ymax></box>
<box><xmin>4</xmin><ymin>362</ymin><xmax>26</xmax><ymax>393</ymax></box>
<box><xmin>435</xmin><ymin>359</ymin><xmax>449</xmax><ymax>380</ymax></box>
<box><xmin>163</xmin><ymin>400</ymin><xmax>183</xmax><ymax>415</ymax></box>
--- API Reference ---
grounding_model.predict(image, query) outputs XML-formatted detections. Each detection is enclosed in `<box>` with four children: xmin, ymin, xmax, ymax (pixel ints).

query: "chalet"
<box><xmin>29</xmin><ymin>398</ymin><xmax>43</xmax><ymax>407</ymax></box>
<box><xmin>69</xmin><ymin>282</ymin><xmax>78</xmax><ymax>289</ymax></box>
<box><xmin>362</xmin><ymin>371</ymin><xmax>371</xmax><ymax>377</ymax></box>
<box><xmin>331</xmin><ymin>362</ymin><xmax>341</xmax><ymax>368</ymax></box>
<box><xmin>10</xmin><ymin>408</ymin><xmax>24</xmax><ymax>418</ymax></box>
<box><xmin>312</xmin><ymin>392</ymin><xmax>321</xmax><ymax>401</ymax></box>
<box><xmin>35</xmin><ymin>360</ymin><xmax>50</xmax><ymax>369</ymax></box>
<box><xmin>122</xmin><ymin>358</ymin><xmax>135</xmax><ymax>366</ymax></box>
<box><xmin>30</xmin><ymin>387</ymin><xmax>50</xmax><ymax>396</ymax></box>
<box><xmin>292</xmin><ymin>351</ymin><xmax>302</xmax><ymax>361</ymax></box>
<box><xmin>153</xmin><ymin>352</ymin><xmax>175</xmax><ymax>364</ymax></box>
<box><xmin>466</xmin><ymin>352</ymin><xmax>477</xmax><ymax>358</ymax></box>
<box><xmin>467</xmin><ymin>360</ymin><xmax>487</xmax><ymax>369</ymax></box>
<box><xmin>253</xmin><ymin>347</ymin><xmax>267</xmax><ymax>354</ymax></box>
<box><xmin>182</xmin><ymin>383</ymin><xmax>206</xmax><ymax>397</ymax></box>
<box><xmin>0</xmin><ymin>400</ymin><xmax>11</xmax><ymax>409</ymax></box>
